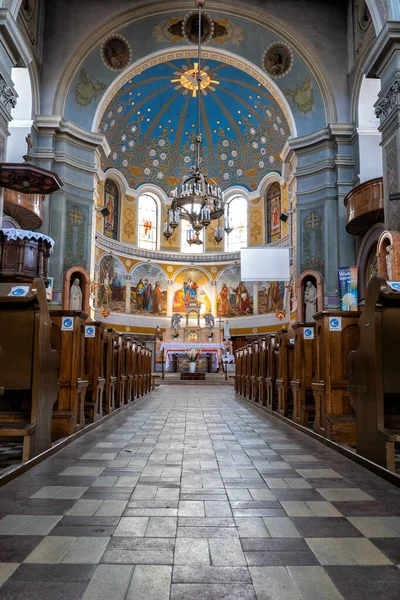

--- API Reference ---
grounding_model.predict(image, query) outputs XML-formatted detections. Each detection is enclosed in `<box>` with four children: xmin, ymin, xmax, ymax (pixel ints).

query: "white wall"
<box><xmin>357</xmin><ymin>75</ymin><xmax>382</xmax><ymax>183</ymax></box>
<box><xmin>6</xmin><ymin>67</ymin><xmax>33</xmax><ymax>162</ymax></box>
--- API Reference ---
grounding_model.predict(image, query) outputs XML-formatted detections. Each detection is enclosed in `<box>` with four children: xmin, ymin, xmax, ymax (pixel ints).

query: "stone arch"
<box><xmin>53</xmin><ymin>1</ymin><xmax>336</xmax><ymax>126</ymax></box>
<box><xmin>62</xmin><ymin>266</ymin><xmax>90</xmax><ymax>314</ymax></box>
<box><xmin>296</xmin><ymin>270</ymin><xmax>324</xmax><ymax>322</ymax></box>
<box><xmin>377</xmin><ymin>231</ymin><xmax>400</xmax><ymax>280</ymax></box>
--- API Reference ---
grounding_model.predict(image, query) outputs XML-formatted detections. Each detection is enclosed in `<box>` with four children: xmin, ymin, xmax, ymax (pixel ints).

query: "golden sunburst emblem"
<box><xmin>171</xmin><ymin>63</ymin><xmax>219</xmax><ymax>97</ymax></box>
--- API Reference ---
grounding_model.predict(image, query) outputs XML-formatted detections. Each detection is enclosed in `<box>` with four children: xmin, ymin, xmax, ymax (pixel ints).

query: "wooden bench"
<box><xmin>0</xmin><ymin>278</ymin><xmax>59</xmax><ymax>459</ymax></box>
<box><xmin>116</xmin><ymin>334</ymin><xmax>127</xmax><ymax>407</ymax></box>
<box><xmin>257</xmin><ymin>339</ymin><xmax>267</xmax><ymax>406</ymax></box>
<box><xmin>312</xmin><ymin>310</ymin><xmax>360</xmax><ymax>445</ymax></box>
<box><xmin>251</xmin><ymin>341</ymin><xmax>260</xmax><ymax>403</ymax></box>
<box><xmin>124</xmin><ymin>337</ymin><xmax>134</xmax><ymax>404</ymax></box>
<box><xmin>276</xmin><ymin>329</ymin><xmax>294</xmax><ymax>418</ymax></box>
<box><xmin>83</xmin><ymin>321</ymin><xmax>106</xmax><ymax>423</ymax></box>
<box><xmin>349</xmin><ymin>275</ymin><xmax>400</xmax><ymax>470</ymax></box>
<box><xmin>103</xmin><ymin>330</ymin><xmax>118</xmax><ymax>414</ymax></box>
<box><xmin>50</xmin><ymin>310</ymin><xmax>88</xmax><ymax>438</ymax></box>
<box><xmin>265</xmin><ymin>335</ymin><xmax>278</xmax><ymax>412</ymax></box>
<box><xmin>291</xmin><ymin>323</ymin><xmax>316</xmax><ymax>426</ymax></box>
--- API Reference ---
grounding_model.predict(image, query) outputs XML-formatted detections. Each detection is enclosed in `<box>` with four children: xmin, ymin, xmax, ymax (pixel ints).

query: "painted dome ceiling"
<box><xmin>99</xmin><ymin>58</ymin><xmax>290</xmax><ymax>193</ymax></box>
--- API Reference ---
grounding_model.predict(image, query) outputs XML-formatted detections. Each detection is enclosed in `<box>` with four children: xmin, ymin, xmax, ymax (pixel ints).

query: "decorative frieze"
<box><xmin>0</xmin><ymin>74</ymin><xmax>17</xmax><ymax>112</ymax></box>
<box><xmin>375</xmin><ymin>81</ymin><xmax>400</xmax><ymax>119</ymax></box>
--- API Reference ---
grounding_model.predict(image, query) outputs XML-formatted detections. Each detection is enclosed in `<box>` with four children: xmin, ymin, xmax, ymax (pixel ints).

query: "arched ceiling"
<box><xmin>99</xmin><ymin>57</ymin><xmax>290</xmax><ymax>193</ymax></box>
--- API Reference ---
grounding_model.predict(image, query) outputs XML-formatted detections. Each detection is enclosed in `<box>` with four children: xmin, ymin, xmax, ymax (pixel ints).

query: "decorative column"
<box><xmin>125</xmin><ymin>275</ymin><xmax>131</xmax><ymax>313</ymax></box>
<box><xmin>210</xmin><ymin>280</ymin><xmax>217</xmax><ymax>316</ymax></box>
<box><xmin>364</xmin><ymin>23</ymin><xmax>400</xmax><ymax>232</ymax></box>
<box><xmin>252</xmin><ymin>282</ymin><xmax>259</xmax><ymax>315</ymax></box>
<box><xmin>167</xmin><ymin>279</ymin><xmax>174</xmax><ymax>316</ymax></box>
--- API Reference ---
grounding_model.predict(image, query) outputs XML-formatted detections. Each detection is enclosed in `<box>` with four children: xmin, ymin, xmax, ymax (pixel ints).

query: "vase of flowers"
<box><xmin>208</xmin><ymin>330</ymin><xmax>214</xmax><ymax>342</ymax></box>
<box><xmin>187</xmin><ymin>348</ymin><xmax>199</xmax><ymax>373</ymax></box>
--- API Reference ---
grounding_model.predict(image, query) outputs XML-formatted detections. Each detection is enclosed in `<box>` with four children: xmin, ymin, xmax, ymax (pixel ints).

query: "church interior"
<box><xmin>0</xmin><ymin>0</ymin><xmax>400</xmax><ymax>597</ymax></box>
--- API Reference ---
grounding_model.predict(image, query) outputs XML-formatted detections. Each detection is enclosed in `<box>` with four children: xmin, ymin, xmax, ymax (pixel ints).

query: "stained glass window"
<box><xmin>138</xmin><ymin>193</ymin><xmax>158</xmax><ymax>250</ymax></box>
<box><xmin>104</xmin><ymin>179</ymin><xmax>119</xmax><ymax>240</ymax></box>
<box><xmin>266</xmin><ymin>182</ymin><xmax>281</xmax><ymax>243</ymax></box>
<box><xmin>225</xmin><ymin>195</ymin><xmax>248</xmax><ymax>252</ymax></box>
<box><xmin>181</xmin><ymin>219</ymin><xmax>204</xmax><ymax>254</ymax></box>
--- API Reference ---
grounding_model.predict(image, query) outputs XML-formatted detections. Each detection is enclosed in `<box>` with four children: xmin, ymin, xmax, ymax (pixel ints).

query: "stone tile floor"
<box><xmin>0</xmin><ymin>386</ymin><xmax>399</xmax><ymax>599</ymax></box>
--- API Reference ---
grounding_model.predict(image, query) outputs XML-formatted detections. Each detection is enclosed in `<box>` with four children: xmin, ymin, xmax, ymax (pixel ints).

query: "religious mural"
<box><xmin>104</xmin><ymin>179</ymin><xmax>119</xmax><ymax>239</ymax></box>
<box><xmin>101</xmin><ymin>35</ymin><xmax>132</xmax><ymax>71</ymax></box>
<box><xmin>258</xmin><ymin>282</ymin><xmax>285</xmax><ymax>314</ymax></box>
<box><xmin>65</xmin><ymin>201</ymin><xmax>89</xmax><ymax>270</ymax></box>
<box><xmin>216</xmin><ymin>266</ymin><xmax>253</xmax><ymax>317</ymax></box>
<box><xmin>263</xmin><ymin>42</ymin><xmax>294</xmax><ymax>79</ymax></box>
<box><xmin>130</xmin><ymin>263</ymin><xmax>167</xmax><ymax>315</ymax></box>
<box><xmin>153</xmin><ymin>14</ymin><xmax>243</xmax><ymax>46</ymax></box>
<box><xmin>172</xmin><ymin>268</ymin><xmax>211</xmax><ymax>316</ymax></box>
<box><xmin>266</xmin><ymin>182</ymin><xmax>281</xmax><ymax>243</ymax></box>
<box><xmin>98</xmin><ymin>255</ymin><xmax>127</xmax><ymax>313</ymax></box>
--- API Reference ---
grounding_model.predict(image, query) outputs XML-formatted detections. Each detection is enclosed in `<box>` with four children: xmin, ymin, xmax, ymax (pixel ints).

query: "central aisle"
<box><xmin>0</xmin><ymin>386</ymin><xmax>400</xmax><ymax>599</ymax></box>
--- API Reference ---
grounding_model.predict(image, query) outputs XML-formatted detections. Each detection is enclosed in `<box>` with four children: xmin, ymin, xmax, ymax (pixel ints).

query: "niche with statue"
<box><xmin>62</xmin><ymin>266</ymin><xmax>90</xmax><ymax>314</ymax></box>
<box><xmin>296</xmin><ymin>270</ymin><xmax>324</xmax><ymax>323</ymax></box>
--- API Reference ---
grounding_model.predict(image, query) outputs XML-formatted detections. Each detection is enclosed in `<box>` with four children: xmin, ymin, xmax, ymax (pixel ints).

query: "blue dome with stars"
<box><xmin>99</xmin><ymin>58</ymin><xmax>290</xmax><ymax>193</ymax></box>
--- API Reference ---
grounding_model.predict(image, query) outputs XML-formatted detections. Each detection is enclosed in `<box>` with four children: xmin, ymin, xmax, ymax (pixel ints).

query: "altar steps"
<box><xmin>157</xmin><ymin>373</ymin><xmax>233</xmax><ymax>386</ymax></box>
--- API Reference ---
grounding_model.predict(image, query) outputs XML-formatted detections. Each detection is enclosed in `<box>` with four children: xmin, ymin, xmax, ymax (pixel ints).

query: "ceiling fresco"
<box><xmin>99</xmin><ymin>58</ymin><xmax>290</xmax><ymax>193</ymax></box>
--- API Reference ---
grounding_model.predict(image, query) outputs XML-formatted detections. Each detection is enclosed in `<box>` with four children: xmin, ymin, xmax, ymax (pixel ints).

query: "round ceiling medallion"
<box><xmin>262</xmin><ymin>42</ymin><xmax>293</xmax><ymax>79</ymax></box>
<box><xmin>101</xmin><ymin>35</ymin><xmax>132</xmax><ymax>71</ymax></box>
<box><xmin>182</xmin><ymin>11</ymin><xmax>214</xmax><ymax>45</ymax></box>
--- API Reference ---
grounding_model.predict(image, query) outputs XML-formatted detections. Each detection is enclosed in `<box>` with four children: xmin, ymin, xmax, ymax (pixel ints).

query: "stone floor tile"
<box><xmin>145</xmin><ymin>516</ymin><xmax>177</xmax><ymax>537</ymax></box>
<box><xmin>293</xmin><ymin>517</ymin><xmax>362</xmax><ymax>538</ymax></box>
<box><xmin>30</xmin><ymin>486</ymin><xmax>66</xmax><ymax>499</ymax></box>
<box><xmin>15</xmin><ymin>515</ymin><xmax>62</xmax><ymax>536</ymax></box>
<box><xmin>114</xmin><ymin>517</ymin><xmax>149</xmax><ymax>537</ymax></box>
<box><xmin>155</xmin><ymin>488</ymin><xmax>179</xmax><ymax>500</ymax></box>
<box><xmin>60</xmin><ymin>467</ymin><xmax>105</xmax><ymax>477</ymax></box>
<box><xmin>0</xmin><ymin>537</ymin><xmax>42</xmax><ymax>563</ymax></box>
<box><xmin>170</xmin><ymin>583</ymin><xmax>256</xmax><ymax>599</ymax></box>
<box><xmin>347</xmin><ymin>517</ymin><xmax>399</xmax><ymax>538</ymax></box>
<box><xmin>178</xmin><ymin>501</ymin><xmax>204</xmax><ymax>517</ymax></box>
<box><xmin>174</xmin><ymin>538</ymin><xmax>210</xmax><ymax>565</ymax></box>
<box><xmin>263</xmin><ymin>517</ymin><xmax>301</xmax><ymax>538</ymax></box>
<box><xmin>280</xmin><ymin>501</ymin><xmax>315</xmax><ymax>517</ymax></box>
<box><xmin>126</xmin><ymin>565</ymin><xmax>172</xmax><ymax>600</ymax></box>
<box><xmin>172</xmin><ymin>566</ymin><xmax>252</xmax><ymax>583</ymax></box>
<box><xmin>81</xmin><ymin>565</ymin><xmax>134</xmax><ymax>600</ymax></box>
<box><xmin>250</xmin><ymin>566</ymin><xmax>301</xmax><ymax>599</ymax></box>
<box><xmin>205</xmin><ymin>501</ymin><xmax>232</xmax><ymax>517</ymax></box>
<box><xmin>338</xmin><ymin>537</ymin><xmax>393</xmax><ymax>565</ymax></box>
<box><xmin>131</xmin><ymin>486</ymin><xmax>158</xmax><ymax>500</ymax></box>
<box><xmin>24</xmin><ymin>536</ymin><xmax>77</xmax><ymax>563</ymax></box>
<box><xmin>284</xmin><ymin>479</ymin><xmax>312</xmax><ymax>490</ymax></box>
<box><xmin>317</xmin><ymin>488</ymin><xmax>374</xmax><ymax>502</ymax></box>
<box><xmin>67</xmin><ymin>500</ymin><xmax>103</xmax><ymax>517</ymax></box>
<box><xmin>95</xmin><ymin>500</ymin><xmax>127</xmax><ymax>517</ymax></box>
<box><xmin>306</xmin><ymin>538</ymin><xmax>356</xmax><ymax>565</ymax></box>
<box><xmin>325</xmin><ymin>565</ymin><xmax>400</xmax><ymax>600</ymax></box>
<box><xmin>209</xmin><ymin>538</ymin><xmax>246</xmax><ymax>566</ymax></box>
<box><xmin>0</xmin><ymin>515</ymin><xmax>34</xmax><ymax>535</ymax></box>
<box><xmin>306</xmin><ymin>501</ymin><xmax>343</xmax><ymax>517</ymax></box>
<box><xmin>235</xmin><ymin>517</ymin><xmax>270</xmax><ymax>538</ymax></box>
<box><xmin>55</xmin><ymin>487</ymin><xmax>89</xmax><ymax>500</ymax></box>
<box><xmin>0</xmin><ymin>563</ymin><xmax>19</xmax><ymax>587</ymax></box>
<box><xmin>61</xmin><ymin>536</ymin><xmax>109</xmax><ymax>563</ymax></box>
<box><xmin>287</xmin><ymin>566</ymin><xmax>344</xmax><ymax>600</ymax></box>
<box><xmin>91</xmin><ymin>477</ymin><xmax>118</xmax><ymax>487</ymax></box>
<box><xmin>0</xmin><ymin>580</ymin><xmax>89</xmax><ymax>599</ymax></box>
<box><xmin>226</xmin><ymin>489</ymin><xmax>253</xmax><ymax>501</ymax></box>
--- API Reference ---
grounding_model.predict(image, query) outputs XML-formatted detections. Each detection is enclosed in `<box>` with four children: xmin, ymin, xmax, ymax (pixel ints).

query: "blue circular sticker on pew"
<box><xmin>304</xmin><ymin>327</ymin><xmax>314</xmax><ymax>339</ymax></box>
<box><xmin>389</xmin><ymin>281</ymin><xmax>400</xmax><ymax>291</ymax></box>
<box><xmin>11</xmin><ymin>288</ymin><xmax>26</xmax><ymax>296</ymax></box>
<box><xmin>62</xmin><ymin>317</ymin><xmax>74</xmax><ymax>331</ymax></box>
<box><xmin>329</xmin><ymin>317</ymin><xmax>342</xmax><ymax>332</ymax></box>
<box><xmin>85</xmin><ymin>326</ymin><xmax>95</xmax><ymax>338</ymax></box>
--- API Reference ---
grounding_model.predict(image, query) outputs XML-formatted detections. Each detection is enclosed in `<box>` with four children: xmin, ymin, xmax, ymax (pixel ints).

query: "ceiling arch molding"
<box><xmin>52</xmin><ymin>0</ymin><xmax>337</xmax><ymax>127</ymax></box>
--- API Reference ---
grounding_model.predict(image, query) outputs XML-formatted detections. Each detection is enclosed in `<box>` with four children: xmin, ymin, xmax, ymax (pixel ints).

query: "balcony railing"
<box><xmin>344</xmin><ymin>177</ymin><xmax>384</xmax><ymax>236</ymax></box>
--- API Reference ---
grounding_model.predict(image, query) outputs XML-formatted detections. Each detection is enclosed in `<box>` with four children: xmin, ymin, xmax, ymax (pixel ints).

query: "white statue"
<box><xmin>386</xmin><ymin>246</ymin><xmax>393</xmax><ymax>280</ymax></box>
<box><xmin>224</xmin><ymin>320</ymin><xmax>231</xmax><ymax>341</ymax></box>
<box><xmin>70</xmin><ymin>278</ymin><xmax>83</xmax><ymax>311</ymax></box>
<box><xmin>304</xmin><ymin>281</ymin><xmax>317</xmax><ymax>323</ymax></box>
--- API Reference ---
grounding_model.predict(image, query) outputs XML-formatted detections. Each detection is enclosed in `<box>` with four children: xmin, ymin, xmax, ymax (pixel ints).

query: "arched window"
<box><xmin>104</xmin><ymin>179</ymin><xmax>119</xmax><ymax>240</ymax></box>
<box><xmin>138</xmin><ymin>193</ymin><xmax>158</xmax><ymax>250</ymax></box>
<box><xmin>225</xmin><ymin>195</ymin><xmax>247</xmax><ymax>252</ymax></box>
<box><xmin>266</xmin><ymin>182</ymin><xmax>281</xmax><ymax>243</ymax></box>
<box><xmin>180</xmin><ymin>220</ymin><xmax>204</xmax><ymax>254</ymax></box>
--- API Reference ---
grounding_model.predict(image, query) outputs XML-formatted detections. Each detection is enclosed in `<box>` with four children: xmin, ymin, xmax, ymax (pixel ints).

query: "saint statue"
<box><xmin>386</xmin><ymin>246</ymin><xmax>393</xmax><ymax>280</ymax></box>
<box><xmin>224</xmin><ymin>320</ymin><xmax>231</xmax><ymax>341</ymax></box>
<box><xmin>70</xmin><ymin>278</ymin><xmax>83</xmax><ymax>311</ymax></box>
<box><xmin>304</xmin><ymin>281</ymin><xmax>317</xmax><ymax>322</ymax></box>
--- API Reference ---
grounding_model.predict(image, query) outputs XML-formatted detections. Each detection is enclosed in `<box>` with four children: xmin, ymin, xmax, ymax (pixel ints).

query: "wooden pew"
<box><xmin>0</xmin><ymin>278</ymin><xmax>59</xmax><ymax>460</ymax></box>
<box><xmin>116</xmin><ymin>334</ymin><xmax>127</xmax><ymax>407</ymax></box>
<box><xmin>276</xmin><ymin>329</ymin><xmax>294</xmax><ymax>417</ymax></box>
<box><xmin>257</xmin><ymin>339</ymin><xmax>267</xmax><ymax>406</ymax></box>
<box><xmin>251</xmin><ymin>341</ymin><xmax>260</xmax><ymax>402</ymax></box>
<box><xmin>312</xmin><ymin>310</ymin><xmax>360</xmax><ymax>445</ymax></box>
<box><xmin>349</xmin><ymin>275</ymin><xmax>400</xmax><ymax>470</ymax></box>
<box><xmin>291</xmin><ymin>323</ymin><xmax>316</xmax><ymax>426</ymax></box>
<box><xmin>234</xmin><ymin>348</ymin><xmax>243</xmax><ymax>395</ymax></box>
<box><xmin>244</xmin><ymin>344</ymin><xmax>252</xmax><ymax>399</ymax></box>
<box><xmin>144</xmin><ymin>348</ymin><xmax>152</xmax><ymax>395</ymax></box>
<box><xmin>103</xmin><ymin>330</ymin><xmax>118</xmax><ymax>414</ymax></box>
<box><xmin>136</xmin><ymin>343</ymin><xmax>144</xmax><ymax>397</ymax></box>
<box><xmin>124</xmin><ymin>337</ymin><xmax>134</xmax><ymax>404</ymax></box>
<box><xmin>265</xmin><ymin>335</ymin><xmax>278</xmax><ymax>411</ymax></box>
<box><xmin>83</xmin><ymin>321</ymin><xmax>106</xmax><ymax>423</ymax></box>
<box><xmin>50</xmin><ymin>310</ymin><xmax>88</xmax><ymax>438</ymax></box>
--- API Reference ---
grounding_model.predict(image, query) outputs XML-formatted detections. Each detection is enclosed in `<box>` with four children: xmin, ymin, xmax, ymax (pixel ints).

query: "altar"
<box><xmin>160</xmin><ymin>342</ymin><xmax>224</xmax><ymax>372</ymax></box>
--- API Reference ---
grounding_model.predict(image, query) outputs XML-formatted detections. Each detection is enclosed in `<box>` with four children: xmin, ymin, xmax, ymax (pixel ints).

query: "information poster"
<box><xmin>338</xmin><ymin>266</ymin><xmax>358</xmax><ymax>311</ymax></box>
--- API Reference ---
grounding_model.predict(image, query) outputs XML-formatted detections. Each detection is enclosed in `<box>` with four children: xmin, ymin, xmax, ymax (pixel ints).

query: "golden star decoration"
<box><xmin>171</xmin><ymin>63</ymin><xmax>219</xmax><ymax>97</ymax></box>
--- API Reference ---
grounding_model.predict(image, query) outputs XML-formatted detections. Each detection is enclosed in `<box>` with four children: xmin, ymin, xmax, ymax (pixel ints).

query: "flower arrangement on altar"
<box><xmin>187</xmin><ymin>348</ymin><xmax>200</xmax><ymax>362</ymax></box>
<box><xmin>208</xmin><ymin>330</ymin><xmax>214</xmax><ymax>341</ymax></box>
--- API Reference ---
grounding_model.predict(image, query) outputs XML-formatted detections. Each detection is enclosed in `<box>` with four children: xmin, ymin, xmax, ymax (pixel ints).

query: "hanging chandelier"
<box><xmin>163</xmin><ymin>0</ymin><xmax>230</xmax><ymax>247</ymax></box>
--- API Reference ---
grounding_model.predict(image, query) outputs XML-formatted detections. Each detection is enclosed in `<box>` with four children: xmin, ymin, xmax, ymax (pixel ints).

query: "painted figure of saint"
<box><xmin>70</xmin><ymin>278</ymin><xmax>83</xmax><ymax>311</ymax></box>
<box><xmin>233</xmin><ymin>282</ymin><xmax>251</xmax><ymax>313</ymax></box>
<box><xmin>136</xmin><ymin>278</ymin><xmax>144</xmax><ymax>310</ymax></box>
<box><xmin>184</xmin><ymin>278</ymin><xmax>198</xmax><ymax>303</ymax></box>
<box><xmin>199</xmin><ymin>289</ymin><xmax>211</xmax><ymax>315</ymax></box>
<box><xmin>152</xmin><ymin>281</ymin><xmax>164</xmax><ymax>313</ymax></box>
<box><xmin>219</xmin><ymin>283</ymin><xmax>230</xmax><ymax>315</ymax></box>
<box><xmin>139</xmin><ymin>278</ymin><xmax>153</xmax><ymax>311</ymax></box>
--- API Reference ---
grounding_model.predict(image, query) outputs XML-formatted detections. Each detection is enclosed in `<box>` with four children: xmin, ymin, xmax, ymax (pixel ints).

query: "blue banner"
<box><xmin>338</xmin><ymin>266</ymin><xmax>358</xmax><ymax>311</ymax></box>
